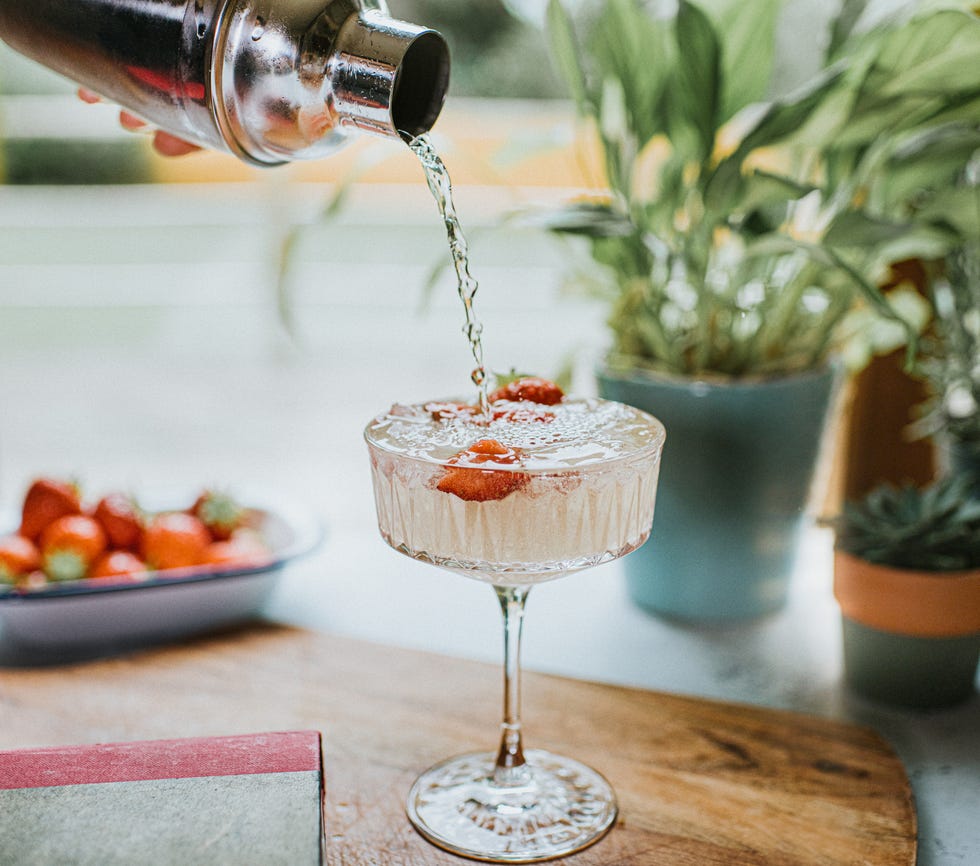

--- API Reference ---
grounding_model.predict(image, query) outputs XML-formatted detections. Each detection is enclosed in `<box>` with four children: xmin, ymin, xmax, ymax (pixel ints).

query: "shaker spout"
<box><xmin>331</xmin><ymin>10</ymin><xmax>450</xmax><ymax>142</ymax></box>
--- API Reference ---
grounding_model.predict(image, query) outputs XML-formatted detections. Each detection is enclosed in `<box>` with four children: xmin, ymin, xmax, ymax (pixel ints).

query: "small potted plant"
<box><xmin>536</xmin><ymin>0</ymin><xmax>979</xmax><ymax>620</ymax></box>
<box><xmin>831</xmin><ymin>474</ymin><xmax>980</xmax><ymax>708</ymax></box>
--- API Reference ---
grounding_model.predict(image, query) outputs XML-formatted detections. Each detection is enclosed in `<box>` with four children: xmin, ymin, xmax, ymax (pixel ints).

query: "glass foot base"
<box><xmin>406</xmin><ymin>749</ymin><xmax>618</xmax><ymax>863</ymax></box>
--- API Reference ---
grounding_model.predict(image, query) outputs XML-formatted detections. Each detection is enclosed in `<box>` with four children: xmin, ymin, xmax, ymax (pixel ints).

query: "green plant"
<box><xmin>915</xmin><ymin>237</ymin><xmax>980</xmax><ymax>447</ymax></box>
<box><xmin>540</xmin><ymin>0</ymin><xmax>980</xmax><ymax>377</ymax></box>
<box><xmin>832</xmin><ymin>474</ymin><xmax>980</xmax><ymax>571</ymax></box>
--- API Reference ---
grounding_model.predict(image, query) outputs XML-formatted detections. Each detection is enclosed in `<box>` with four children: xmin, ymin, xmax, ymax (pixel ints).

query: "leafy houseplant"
<box><xmin>542</xmin><ymin>0</ymin><xmax>979</xmax><ymax>375</ymax></box>
<box><xmin>831</xmin><ymin>475</ymin><xmax>980</xmax><ymax>708</ymax></box>
<box><xmin>915</xmin><ymin>238</ymin><xmax>980</xmax><ymax>489</ymax></box>
<box><xmin>812</xmin><ymin>12</ymin><xmax>980</xmax><ymax>500</ymax></box>
<box><xmin>546</xmin><ymin>0</ymin><xmax>892</xmax><ymax>377</ymax></box>
<box><xmin>537</xmin><ymin>0</ymin><xmax>980</xmax><ymax>620</ymax></box>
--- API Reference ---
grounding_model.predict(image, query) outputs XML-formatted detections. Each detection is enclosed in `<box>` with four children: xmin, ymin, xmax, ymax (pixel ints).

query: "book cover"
<box><xmin>0</xmin><ymin>730</ymin><xmax>324</xmax><ymax>865</ymax></box>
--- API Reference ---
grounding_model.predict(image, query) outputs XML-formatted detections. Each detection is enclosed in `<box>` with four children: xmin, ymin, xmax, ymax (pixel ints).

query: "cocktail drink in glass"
<box><xmin>365</xmin><ymin>380</ymin><xmax>665</xmax><ymax>862</ymax></box>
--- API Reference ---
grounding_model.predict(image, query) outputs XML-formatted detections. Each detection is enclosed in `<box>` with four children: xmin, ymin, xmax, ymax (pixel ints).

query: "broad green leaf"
<box><xmin>702</xmin><ymin>158</ymin><xmax>743</xmax><ymax>215</ymax></box>
<box><xmin>874</xmin><ymin>123</ymin><xmax>980</xmax><ymax>210</ymax></box>
<box><xmin>890</xmin><ymin>123</ymin><xmax>980</xmax><ymax>170</ymax></box>
<box><xmin>877</xmin><ymin>161</ymin><xmax>974</xmax><ymax>217</ymax></box>
<box><xmin>918</xmin><ymin>93</ymin><xmax>980</xmax><ymax>129</ymax></box>
<box><xmin>704</xmin><ymin>65</ymin><xmax>845</xmax><ymax>209</ymax></box>
<box><xmin>697</xmin><ymin>0</ymin><xmax>781</xmax><ymax>120</ymax></box>
<box><xmin>591</xmin><ymin>0</ymin><xmax>673</xmax><ymax>145</ymax></box>
<box><xmin>745</xmin><ymin>233</ymin><xmax>915</xmax><ymax>340</ymax></box>
<box><xmin>731</xmin><ymin>63</ymin><xmax>847</xmax><ymax>155</ymax></box>
<box><xmin>785</xmin><ymin>82</ymin><xmax>862</xmax><ymax>151</ymax></box>
<box><xmin>276</xmin><ymin>227</ymin><xmax>302</xmax><ymax>339</ymax></box>
<box><xmin>824</xmin><ymin>210</ymin><xmax>958</xmax><ymax>252</ymax></box>
<box><xmin>671</xmin><ymin>0</ymin><xmax>722</xmax><ymax>161</ymax></box>
<box><xmin>914</xmin><ymin>186</ymin><xmax>980</xmax><ymax>240</ymax></box>
<box><xmin>826</xmin><ymin>0</ymin><xmax>872</xmax><ymax>60</ymax></box>
<box><xmin>833</xmin><ymin>94</ymin><xmax>948</xmax><ymax>148</ymax></box>
<box><xmin>734</xmin><ymin>169</ymin><xmax>816</xmax><ymax>216</ymax></box>
<box><xmin>546</xmin><ymin>0</ymin><xmax>591</xmax><ymax>114</ymax></box>
<box><xmin>875</xmin><ymin>11</ymin><xmax>980</xmax><ymax>97</ymax></box>
<box><xmin>599</xmin><ymin>76</ymin><xmax>630</xmax><ymax>145</ymax></box>
<box><xmin>525</xmin><ymin>201</ymin><xmax>636</xmax><ymax>237</ymax></box>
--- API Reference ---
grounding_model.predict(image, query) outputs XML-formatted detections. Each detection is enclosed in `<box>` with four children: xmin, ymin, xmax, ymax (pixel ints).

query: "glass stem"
<box><xmin>493</xmin><ymin>584</ymin><xmax>530</xmax><ymax>786</ymax></box>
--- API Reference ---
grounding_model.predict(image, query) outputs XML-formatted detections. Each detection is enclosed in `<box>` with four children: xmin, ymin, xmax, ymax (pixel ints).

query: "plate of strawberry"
<box><xmin>0</xmin><ymin>478</ymin><xmax>322</xmax><ymax>660</ymax></box>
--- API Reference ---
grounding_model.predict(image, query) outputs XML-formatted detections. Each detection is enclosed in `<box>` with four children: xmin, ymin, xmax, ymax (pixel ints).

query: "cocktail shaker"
<box><xmin>0</xmin><ymin>0</ymin><xmax>450</xmax><ymax>165</ymax></box>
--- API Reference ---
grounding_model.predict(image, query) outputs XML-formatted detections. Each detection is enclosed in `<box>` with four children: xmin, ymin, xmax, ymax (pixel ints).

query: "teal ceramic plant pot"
<box><xmin>598</xmin><ymin>365</ymin><xmax>837</xmax><ymax>622</ymax></box>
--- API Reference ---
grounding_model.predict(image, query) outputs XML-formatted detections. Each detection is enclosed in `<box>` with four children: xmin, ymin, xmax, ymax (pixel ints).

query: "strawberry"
<box><xmin>93</xmin><ymin>493</ymin><xmax>144</xmax><ymax>550</ymax></box>
<box><xmin>142</xmin><ymin>512</ymin><xmax>211</xmax><ymax>570</ymax></box>
<box><xmin>436</xmin><ymin>439</ymin><xmax>528</xmax><ymax>502</ymax></box>
<box><xmin>40</xmin><ymin>515</ymin><xmax>108</xmax><ymax>582</ymax></box>
<box><xmin>201</xmin><ymin>532</ymin><xmax>273</xmax><ymax>570</ymax></box>
<box><xmin>0</xmin><ymin>535</ymin><xmax>42</xmax><ymax>582</ymax></box>
<box><xmin>19</xmin><ymin>478</ymin><xmax>83</xmax><ymax>543</ymax></box>
<box><xmin>425</xmin><ymin>401</ymin><xmax>481</xmax><ymax>421</ymax></box>
<box><xmin>89</xmin><ymin>550</ymin><xmax>148</xmax><ymax>582</ymax></box>
<box><xmin>489</xmin><ymin>376</ymin><xmax>564</xmax><ymax>406</ymax></box>
<box><xmin>191</xmin><ymin>490</ymin><xmax>245</xmax><ymax>541</ymax></box>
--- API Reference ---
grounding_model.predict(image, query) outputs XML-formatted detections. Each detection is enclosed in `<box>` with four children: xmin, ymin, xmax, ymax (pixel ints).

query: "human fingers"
<box><xmin>152</xmin><ymin>130</ymin><xmax>202</xmax><ymax>157</ymax></box>
<box><xmin>119</xmin><ymin>110</ymin><xmax>148</xmax><ymax>131</ymax></box>
<box><xmin>119</xmin><ymin>112</ymin><xmax>200</xmax><ymax>155</ymax></box>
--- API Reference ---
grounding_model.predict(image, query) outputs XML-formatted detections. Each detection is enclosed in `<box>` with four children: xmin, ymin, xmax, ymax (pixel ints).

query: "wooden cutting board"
<box><xmin>0</xmin><ymin>624</ymin><xmax>915</xmax><ymax>865</ymax></box>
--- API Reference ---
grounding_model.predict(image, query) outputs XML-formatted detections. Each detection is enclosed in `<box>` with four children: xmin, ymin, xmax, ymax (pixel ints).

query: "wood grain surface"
<box><xmin>0</xmin><ymin>624</ymin><xmax>916</xmax><ymax>865</ymax></box>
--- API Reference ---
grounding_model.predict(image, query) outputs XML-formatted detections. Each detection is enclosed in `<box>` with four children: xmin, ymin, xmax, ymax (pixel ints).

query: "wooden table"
<box><xmin>0</xmin><ymin>624</ymin><xmax>916</xmax><ymax>865</ymax></box>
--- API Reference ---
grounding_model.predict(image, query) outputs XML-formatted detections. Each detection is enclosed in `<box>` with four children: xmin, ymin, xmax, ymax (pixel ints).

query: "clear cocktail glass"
<box><xmin>365</xmin><ymin>396</ymin><xmax>665</xmax><ymax>862</ymax></box>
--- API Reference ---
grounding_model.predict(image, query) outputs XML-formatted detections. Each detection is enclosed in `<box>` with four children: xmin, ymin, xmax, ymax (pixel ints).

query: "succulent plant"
<box><xmin>832</xmin><ymin>474</ymin><xmax>980</xmax><ymax>571</ymax></box>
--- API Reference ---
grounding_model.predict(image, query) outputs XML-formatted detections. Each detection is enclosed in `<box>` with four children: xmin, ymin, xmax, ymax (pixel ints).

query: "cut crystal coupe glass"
<box><xmin>365</xmin><ymin>395</ymin><xmax>665</xmax><ymax>862</ymax></box>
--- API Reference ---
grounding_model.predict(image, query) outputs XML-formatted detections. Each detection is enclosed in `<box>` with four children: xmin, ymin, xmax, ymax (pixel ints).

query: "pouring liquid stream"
<box><xmin>409</xmin><ymin>134</ymin><xmax>490</xmax><ymax>417</ymax></box>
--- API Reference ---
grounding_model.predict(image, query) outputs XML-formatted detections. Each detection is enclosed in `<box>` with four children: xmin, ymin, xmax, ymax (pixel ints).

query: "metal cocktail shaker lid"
<box><xmin>0</xmin><ymin>0</ymin><xmax>451</xmax><ymax>165</ymax></box>
<box><xmin>214</xmin><ymin>2</ymin><xmax>451</xmax><ymax>164</ymax></box>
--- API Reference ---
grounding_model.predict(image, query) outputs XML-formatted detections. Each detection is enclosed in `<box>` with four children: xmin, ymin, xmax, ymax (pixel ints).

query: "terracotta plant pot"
<box><xmin>833</xmin><ymin>551</ymin><xmax>980</xmax><ymax>708</ymax></box>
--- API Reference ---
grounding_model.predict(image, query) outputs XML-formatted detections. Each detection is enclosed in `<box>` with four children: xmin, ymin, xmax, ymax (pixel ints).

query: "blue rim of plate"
<box><xmin>0</xmin><ymin>499</ymin><xmax>323</xmax><ymax>603</ymax></box>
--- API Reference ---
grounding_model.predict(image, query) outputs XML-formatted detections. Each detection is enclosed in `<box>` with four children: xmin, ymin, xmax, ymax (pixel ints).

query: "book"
<box><xmin>0</xmin><ymin>730</ymin><xmax>324</xmax><ymax>865</ymax></box>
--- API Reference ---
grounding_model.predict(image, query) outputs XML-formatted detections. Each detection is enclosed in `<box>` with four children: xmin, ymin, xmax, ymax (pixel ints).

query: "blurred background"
<box><xmin>0</xmin><ymin>0</ymin><xmax>595</xmax><ymax>505</ymax></box>
<box><xmin>0</xmin><ymin>0</ymin><xmax>840</xmax><ymax>500</ymax></box>
<box><xmin>0</xmin><ymin>1</ymin><xmax>623</xmax><ymax>685</ymax></box>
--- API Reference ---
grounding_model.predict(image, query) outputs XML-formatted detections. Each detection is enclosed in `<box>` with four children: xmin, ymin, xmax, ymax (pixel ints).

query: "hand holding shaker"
<box><xmin>0</xmin><ymin>0</ymin><xmax>450</xmax><ymax>165</ymax></box>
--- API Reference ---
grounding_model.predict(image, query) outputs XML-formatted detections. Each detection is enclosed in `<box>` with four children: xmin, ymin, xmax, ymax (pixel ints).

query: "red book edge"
<box><xmin>0</xmin><ymin>730</ymin><xmax>322</xmax><ymax>790</ymax></box>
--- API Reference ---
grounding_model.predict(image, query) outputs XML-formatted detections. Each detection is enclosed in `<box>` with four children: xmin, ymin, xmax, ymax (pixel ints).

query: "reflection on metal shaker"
<box><xmin>0</xmin><ymin>0</ymin><xmax>450</xmax><ymax>165</ymax></box>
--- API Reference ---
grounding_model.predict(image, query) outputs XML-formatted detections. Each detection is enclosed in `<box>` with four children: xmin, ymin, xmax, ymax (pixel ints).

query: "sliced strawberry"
<box><xmin>436</xmin><ymin>439</ymin><xmax>528</xmax><ymax>502</ymax></box>
<box><xmin>489</xmin><ymin>377</ymin><xmax>564</xmax><ymax>406</ymax></box>
<box><xmin>425</xmin><ymin>401</ymin><xmax>481</xmax><ymax>422</ymax></box>
<box><xmin>19</xmin><ymin>478</ymin><xmax>83</xmax><ymax>542</ymax></box>
<box><xmin>93</xmin><ymin>493</ymin><xmax>144</xmax><ymax>550</ymax></box>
